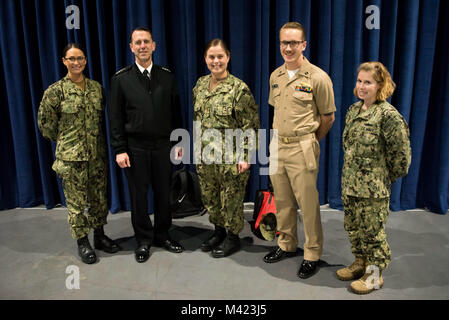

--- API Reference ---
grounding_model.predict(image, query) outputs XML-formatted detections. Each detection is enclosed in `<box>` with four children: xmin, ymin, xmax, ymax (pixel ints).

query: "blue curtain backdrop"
<box><xmin>0</xmin><ymin>0</ymin><xmax>448</xmax><ymax>214</ymax></box>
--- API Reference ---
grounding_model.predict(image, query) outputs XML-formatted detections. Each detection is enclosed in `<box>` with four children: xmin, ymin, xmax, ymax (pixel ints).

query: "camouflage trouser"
<box><xmin>52</xmin><ymin>158</ymin><xmax>108</xmax><ymax>239</ymax></box>
<box><xmin>342</xmin><ymin>195</ymin><xmax>391</xmax><ymax>271</ymax></box>
<box><xmin>196</xmin><ymin>164</ymin><xmax>250</xmax><ymax>235</ymax></box>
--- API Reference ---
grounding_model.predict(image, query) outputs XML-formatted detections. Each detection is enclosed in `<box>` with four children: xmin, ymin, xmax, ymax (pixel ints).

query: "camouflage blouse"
<box><xmin>38</xmin><ymin>75</ymin><xmax>106</xmax><ymax>161</ymax></box>
<box><xmin>193</xmin><ymin>73</ymin><xmax>260</xmax><ymax>163</ymax></box>
<box><xmin>341</xmin><ymin>100</ymin><xmax>411</xmax><ymax>198</ymax></box>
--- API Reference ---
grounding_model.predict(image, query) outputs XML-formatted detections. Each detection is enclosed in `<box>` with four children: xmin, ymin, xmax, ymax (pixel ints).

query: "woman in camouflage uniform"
<box><xmin>338</xmin><ymin>62</ymin><xmax>411</xmax><ymax>294</ymax></box>
<box><xmin>193</xmin><ymin>39</ymin><xmax>260</xmax><ymax>258</ymax></box>
<box><xmin>38</xmin><ymin>44</ymin><xmax>120</xmax><ymax>264</ymax></box>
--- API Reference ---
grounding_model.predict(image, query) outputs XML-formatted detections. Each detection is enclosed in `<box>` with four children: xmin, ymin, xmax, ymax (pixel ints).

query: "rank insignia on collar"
<box><xmin>295</xmin><ymin>85</ymin><xmax>312</xmax><ymax>93</ymax></box>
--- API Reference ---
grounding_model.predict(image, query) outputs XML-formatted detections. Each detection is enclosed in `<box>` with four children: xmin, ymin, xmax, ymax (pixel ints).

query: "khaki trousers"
<box><xmin>269</xmin><ymin>133</ymin><xmax>322</xmax><ymax>261</ymax></box>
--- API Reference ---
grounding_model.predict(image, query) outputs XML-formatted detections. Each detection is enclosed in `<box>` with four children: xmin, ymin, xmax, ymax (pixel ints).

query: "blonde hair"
<box><xmin>354</xmin><ymin>61</ymin><xmax>396</xmax><ymax>101</ymax></box>
<box><xmin>280</xmin><ymin>22</ymin><xmax>307</xmax><ymax>41</ymax></box>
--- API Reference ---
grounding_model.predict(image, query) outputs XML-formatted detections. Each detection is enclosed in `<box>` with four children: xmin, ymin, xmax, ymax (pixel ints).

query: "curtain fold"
<box><xmin>0</xmin><ymin>0</ymin><xmax>447</xmax><ymax>214</ymax></box>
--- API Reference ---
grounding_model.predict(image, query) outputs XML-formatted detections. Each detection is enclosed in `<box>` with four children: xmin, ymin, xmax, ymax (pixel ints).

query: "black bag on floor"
<box><xmin>249</xmin><ymin>186</ymin><xmax>278</xmax><ymax>241</ymax></box>
<box><xmin>170</xmin><ymin>166</ymin><xmax>207</xmax><ymax>219</ymax></box>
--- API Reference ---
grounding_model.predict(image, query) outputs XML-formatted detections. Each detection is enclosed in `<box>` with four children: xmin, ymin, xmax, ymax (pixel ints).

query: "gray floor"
<box><xmin>0</xmin><ymin>204</ymin><xmax>448</xmax><ymax>300</ymax></box>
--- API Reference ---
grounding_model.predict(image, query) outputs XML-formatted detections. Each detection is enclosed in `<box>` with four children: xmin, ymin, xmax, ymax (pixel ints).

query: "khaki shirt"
<box><xmin>269</xmin><ymin>57</ymin><xmax>336</xmax><ymax>137</ymax></box>
<box><xmin>341</xmin><ymin>100</ymin><xmax>411</xmax><ymax>198</ymax></box>
<box><xmin>38</xmin><ymin>75</ymin><xmax>106</xmax><ymax>161</ymax></box>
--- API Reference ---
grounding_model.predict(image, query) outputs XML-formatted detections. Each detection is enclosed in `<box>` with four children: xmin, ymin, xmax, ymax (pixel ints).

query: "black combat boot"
<box><xmin>77</xmin><ymin>236</ymin><xmax>97</xmax><ymax>264</ymax></box>
<box><xmin>93</xmin><ymin>226</ymin><xmax>121</xmax><ymax>254</ymax></box>
<box><xmin>200</xmin><ymin>225</ymin><xmax>227</xmax><ymax>252</ymax></box>
<box><xmin>211</xmin><ymin>231</ymin><xmax>241</xmax><ymax>258</ymax></box>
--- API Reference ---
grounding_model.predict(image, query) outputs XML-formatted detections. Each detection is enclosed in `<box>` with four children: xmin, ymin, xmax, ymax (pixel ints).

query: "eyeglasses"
<box><xmin>64</xmin><ymin>56</ymin><xmax>86</xmax><ymax>63</ymax></box>
<box><xmin>280</xmin><ymin>40</ymin><xmax>305</xmax><ymax>48</ymax></box>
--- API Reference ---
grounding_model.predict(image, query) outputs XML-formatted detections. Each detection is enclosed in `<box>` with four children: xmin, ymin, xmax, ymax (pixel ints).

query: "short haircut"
<box><xmin>62</xmin><ymin>43</ymin><xmax>86</xmax><ymax>58</ymax></box>
<box><xmin>204</xmin><ymin>38</ymin><xmax>230</xmax><ymax>57</ymax></box>
<box><xmin>279</xmin><ymin>22</ymin><xmax>307</xmax><ymax>41</ymax></box>
<box><xmin>354</xmin><ymin>61</ymin><xmax>396</xmax><ymax>101</ymax></box>
<box><xmin>129</xmin><ymin>27</ymin><xmax>153</xmax><ymax>43</ymax></box>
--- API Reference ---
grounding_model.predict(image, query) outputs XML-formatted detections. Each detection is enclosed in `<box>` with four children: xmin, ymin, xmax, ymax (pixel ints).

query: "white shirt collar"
<box><xmin>135</xmin><ymin>61</ymin><xmax>153</xmax><ymax>77</ymax></box>
<box><xmin>287</xmin><ymin>68</ymin><xmax>299</xmax><ymax>80</ymax></box>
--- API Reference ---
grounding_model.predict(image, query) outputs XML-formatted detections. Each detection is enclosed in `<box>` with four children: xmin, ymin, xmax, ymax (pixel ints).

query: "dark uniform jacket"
<box><xmin>109</xmin><ymin>63</ymin><xmax>182</xmax><ymax>155</ymax></box>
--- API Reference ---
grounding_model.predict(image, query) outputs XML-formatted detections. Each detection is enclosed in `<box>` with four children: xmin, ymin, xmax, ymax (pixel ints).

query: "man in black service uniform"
<box><xmin>109</xmin><ymin>27</ymin><xmax>184</xmax><ymax>263</ymax></box>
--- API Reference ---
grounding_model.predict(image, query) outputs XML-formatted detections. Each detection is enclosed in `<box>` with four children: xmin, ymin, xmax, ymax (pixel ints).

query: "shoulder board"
<box><xmin>114</xmin><ymin>65</ymin><xmax>132</xmax><ymax>76</ymax></box>
<box><xmin>160</xmin><ymin>66</ymin><xmax>171</xmax><ymax>73</ymax></box>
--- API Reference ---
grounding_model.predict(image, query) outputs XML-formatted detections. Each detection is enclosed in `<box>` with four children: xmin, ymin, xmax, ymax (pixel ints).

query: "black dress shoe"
<box><xmin>154</xmin><ymin>238</ymin><xmax>184</xmax><ymax>253</ymax></box>
<box><xmin>263</xmin><ymin>246</ymin><xmax>297</xmax><ymax>263</ymax></box>
<box><xmin>200</xmin><ymin>226</ymin><xmax>227</xmax><ymax>252</ymax></box>
<box><xmin>94</xmin><ymin>234</ymin><xmax>121</xmax><ymax>253</ymax></box>
<box><xmin>211</xmin><ymin>232</ymin><xmax>240</xmax><ymax>258</ymax></box>
<box><xmin>135</xmin><ymin>244</ymin><xmax>150</xmax><ymax>263</ymax></box>
<box><xmin>297</xmin><ymin>259</ymin><xmax>319</xmax><ymax>279</ymax></box>
<box><xmin>77</xmin><ymin>237</ymin><xmax>97</xmax><ymax>264</ymax></box>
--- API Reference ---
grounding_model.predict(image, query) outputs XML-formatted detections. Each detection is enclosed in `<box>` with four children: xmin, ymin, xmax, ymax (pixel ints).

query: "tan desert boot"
<box><xmin>350</xmin><ymin>267</ymin><xmax>384</xmax><ymax>294</ymax></box>
<box><xmin>336</xmin><ymin>257</ymin><xmax>366</xmax><ymax>281</ymax></box>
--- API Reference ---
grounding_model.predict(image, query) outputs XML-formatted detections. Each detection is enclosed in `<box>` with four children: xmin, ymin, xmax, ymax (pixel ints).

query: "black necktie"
<box><xmin>143</xmin><ymin>69</ymin><xmax>151</xmax><ymax>93</ymax></box>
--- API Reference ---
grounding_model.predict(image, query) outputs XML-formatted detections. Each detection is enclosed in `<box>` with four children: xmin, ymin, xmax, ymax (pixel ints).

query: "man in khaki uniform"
<box><xmin>263</xmin><ymin>22</ymin><xmax>336</xmax><ymax>279</ymax></box>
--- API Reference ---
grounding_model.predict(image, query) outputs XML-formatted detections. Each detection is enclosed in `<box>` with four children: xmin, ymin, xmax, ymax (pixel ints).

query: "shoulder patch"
<box><xmin>114</xmin><ymin>65</ymin><xmax>132</xmax><ymax>76</ymax></box>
